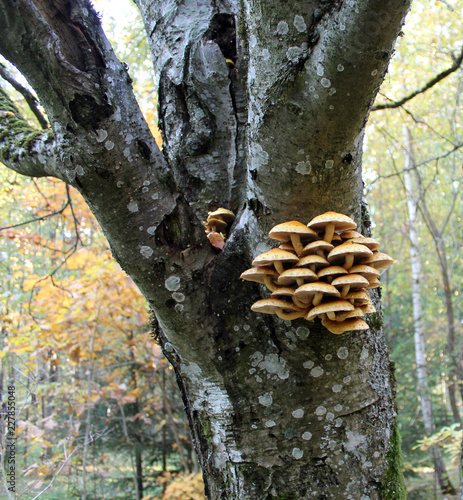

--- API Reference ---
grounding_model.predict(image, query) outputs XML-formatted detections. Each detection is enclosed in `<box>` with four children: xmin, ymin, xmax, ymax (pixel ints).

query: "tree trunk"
<box><xmin>0</xmin><ymin>0</ymin><xmax>414</xmax><ymax>497</ymax></box>
<box><xmin>403</xmin><ymin>127</ymin><xmax>456</xmax><ymax>496</ymax></box>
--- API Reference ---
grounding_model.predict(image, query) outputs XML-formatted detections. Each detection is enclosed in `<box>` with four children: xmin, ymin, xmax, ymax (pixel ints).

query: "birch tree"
<box><xmin>0</xmin><ymin>0</ymin><xmax>413</xmax><ymax>497</ymax></box>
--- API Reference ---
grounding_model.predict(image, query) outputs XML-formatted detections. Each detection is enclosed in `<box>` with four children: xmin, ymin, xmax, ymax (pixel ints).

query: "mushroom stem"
<box><xmin>290</xmin><ymin>234</ymin><xmax>303</xmax><ymax>256</ymax></box>
<box><xmin>344</xmin><ymin>254</ymin><xmax>354</xmax><ymax>270</ymax></box>
<box><xmin>327</xmin><ymin>311</ymin><xmax>336</xmax><ymax>321</ymax></box>
<box><xmin>263</xmin><ymin>276</ymin><xmax>279</xmax><ymax>292</ymax></box>
<box><xmin>293</xmin><ymin>296</ymin><xmax>307</xmax><ymax>309</ymax></box>
<box><xmin>312</xmin><ymin>293</ymin><xmax>323</xmax><ymax>306</ymax></box>
<box><xmin>324</xmin><ymin>224</ymin><xmax>335</xmax><ymax>243</ymax></box>
<box><xmin>341</xmin><ymin>285</ymin><xmax>350</xmax><ymax>298</ymax></box>
<box><xmin>296</xmin><ymin>277</ymin><xmax>304</xmax><ymax>287</ymax></box>
<box><xmin>274</xmin><ymin>261</ymin><xmax>285</xmax><ymax>274</ymax></box>
<box><xmin>276</xmin><ymin>309</ymin><xmax>306</xmax><ymax>320</ymax></box>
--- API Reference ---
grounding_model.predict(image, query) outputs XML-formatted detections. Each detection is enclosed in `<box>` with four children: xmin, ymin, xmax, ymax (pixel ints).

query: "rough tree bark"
<box><xmin>0</xmin><ymin>0</ymin><xmax>412</xmax><ymax>497</ymax></box>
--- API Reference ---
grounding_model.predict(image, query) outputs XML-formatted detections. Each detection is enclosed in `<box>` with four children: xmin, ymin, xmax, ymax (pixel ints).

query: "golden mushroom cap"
<box><xmin>296</xmin><ymin>254</ymin><xmax>329</xmax><ymax>270</ymax></box>
<box><xmin>339</xmin><ymin>230</ymin><xmax>364</xmax><ymax>240</ymax></box>
<box><xmin>207</xmin><ymin>208</ymin><xmax>235</xmax><ymax>222</ymax></box>
<box><xmin>348</xmin><ymin>265</ymin><xmax>380</xmax><ymax>281</ymax></box>
<box><xmin>307</xmin><ymin>211</ymin><xmax>357</xmax><ymax>232</ymax></box>
<box><xmin>277</xmin><ymin>268</ymin><xmax>318</xmax><ymax>286</ymax></box>
<box><xmin>345</xmin><ymin>289</ymin><xmax>372</xmax><ymax>305</ymax></box>
<box><xmin>271</xmin><ymin>287</ymin><xmax>296</xmax><ymax>298</ymax></box>
<box><xmin>366</xmin><ymin>278</ymin><xmax>381</xmax><ymax>289</ymax></box>
<box><xmin>331</xmin><ymin>273</ymin><xmax>369</xmax><ymax>290</ymax></box>
<box><xmin>327</xmin><ymin>242</ymin><xmax>373</xmax><ymax>265</ymax></box>
<box><xmin>295</xmin><ymin>282</ymin><xmax>341</xmax><ymax>303</ymax></box>
<box><xmin>348</xmin><ymin>237</ymin><xmax>380</xmax><ymax>251</ymax></box>
<box><xmin>252</xmin><ymin>248</ymin><xmax>299</xmax><ymax>267</ymax></box>
<box><xmin>306</xmin><ymin>299</ymin><xmax>354</xmax><ymax>321</ymax></box>
<box><xmin>335</xmin><ymin>307</ymin><xmax>366</xmax><ymax>322</ymax></box>
<box><xmin>205</xmin><ymin>217</ymin><xmax>228</xmax><ymax>232</ymax></box>
<box><xmin>240</xmin><ymin>266</ymin><xmax>279</xmax><ymax>284</ymax></box>
<box><xmin>269</xmin><ymin>220</ymin><xmax>318</xmax><ymax>241</ymax></box>
<box><xmin>317</xmin><ymin>265</ymin><xmax>348</xmax><ymax>280</ymax></box>
<box><xmin>300</xmin><ymin>240</ymin><xmax>334</xmax><ymax>257</ymax></box>
<box><xmin>321</xmin><ymin>317</ymin><xmax>369</xmax><ymax>335</ymax></box>
<box><xmin>251</xmin><ymin>298</ymin><xmax>300</xmax><ymax>315</ymax></box>
<box><xmin>360</xmin><ymin>252</ymin><xmax>395</xmax><ymax>270</ymax></box>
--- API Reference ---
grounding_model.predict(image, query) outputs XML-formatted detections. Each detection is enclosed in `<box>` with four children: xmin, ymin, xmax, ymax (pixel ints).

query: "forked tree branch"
<box><xmin>372</xmin><ymin>44</ymin><xmax>463</xmax><ymax>111</ymax></box>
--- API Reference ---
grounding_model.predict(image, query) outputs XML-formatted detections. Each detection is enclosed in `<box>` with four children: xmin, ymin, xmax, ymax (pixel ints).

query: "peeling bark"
<box><xmin>0</xmin><ymin>0</ymin><xmax>413</xmax><ymax>497</ymax></box>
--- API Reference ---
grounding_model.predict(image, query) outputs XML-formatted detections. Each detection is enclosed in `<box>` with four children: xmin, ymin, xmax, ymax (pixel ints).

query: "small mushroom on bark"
<box><xmin>269</xmin><ymin>221</ymin><xmax>318</xmax><ymax>256</ymax></box>
<box><xmin>240</xmin><ymin>266</ymin><xmax>279</xmax><ymax>292</ymax></box>
<box><xmin>327</xmin><ymin>242</ymin><xmax>373</xmax><ymax>271</ymax></box>
<box><xmin>251</xmin><ymin>298</ymin><xmax>306</xmax><ymax>320</ymax></box>
<box><xmin>252</xmin><ymin>248</ymin><xmax>299</xmax><ymax>274</ymax></box>
<box><xmin>321</xmin><ymin>317</ymin><xmax>369</xmax><ymax>335</ymax></box>
<box><xmin>307</xmin><ymin>211</ymin><xmax>357</xmax><ymax>243</ymax></box>
<box><xmin>295</xmin><ymin>282</ymin><xmax>341</xmax><ymax>306</ymax></box>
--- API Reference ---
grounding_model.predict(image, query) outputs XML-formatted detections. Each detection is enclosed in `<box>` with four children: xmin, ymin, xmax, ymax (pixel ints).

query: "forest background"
<box><xmin>0</xmin><ymin>0</ymin><xmax>462</xmax><ymax>498</ymax></box>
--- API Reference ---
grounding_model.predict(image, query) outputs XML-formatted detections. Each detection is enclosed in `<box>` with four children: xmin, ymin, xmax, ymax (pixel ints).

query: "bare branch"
<box><xmin>0</xmin><ymin>63</ymin><xmax>48</xmax><ymax>129</ymax></box>
<box><xmin>372</xmin><ymin>44</ymin><xmax>463</xmax><ymax>111</ymax></box>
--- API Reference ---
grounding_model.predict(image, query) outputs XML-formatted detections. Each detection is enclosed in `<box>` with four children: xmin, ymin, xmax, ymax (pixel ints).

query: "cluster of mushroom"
<box><xmin>240</xmin><ymin>211</ymin><xmax>394</xmax><ymax>334</ymax></box>
<box><xmin>204</xmin><ymin>208</ymin><xmax>235</xmax><ymax>250</ymax></box>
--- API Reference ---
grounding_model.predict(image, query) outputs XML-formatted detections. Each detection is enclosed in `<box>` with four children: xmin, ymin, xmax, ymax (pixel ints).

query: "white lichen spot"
<box><xmin>292</xmin><ymin>409</ymin><xmax>304</xmax><ymax>419</ymax></box>
<box><xmin>276</xmin><ymin>21</ymin><xmax>289</xmax><ymax>35</ymax></box>
<box><xmin>95</xmin><ymin>129</ymin><xmax>108</xmax><ymax>142</ymax></box>
<box><xmin>371</xmin><ymin>69</ymin><xmax>378</xmax><ymax>76</ymax></box>
<box><xmin>139</xmin><ymin>226</ymin><xmax>144</xmax><ymax>231</ymax></box>
<box><xmin>296</xmin><ymin>327</ymin><xmax>310</xmax><ymax>339</ymax></box>
<box><xmin>325</xmin><ymin>354</ymin><xmax>332</xmax><ymax>361</ymax></box>
<box><xmin>325</xmin><ymin>160</ymin><xmax>334</xmax><ymax>169</ymax></box>
<box><xmin>265</xmin><ymin>420</ymin><xmax>276</xmax><ymax>427</ymax></box>
<box><xmin>335</xmin><ymin>418</ymin><xmax>343</xmax><ymax>427</ymax></box>
<box><xmin>293</xmin><ymin>15</ymin><xmax>307</xmax><ymax>32</ymax></box>
<box><xmin>147</xmin><ymin>226</ymin><xmax>156</xmax><ymax>235</ymax></box>
<box><xmin>286</xmin><ymin>46</ymin><xmax>303</xmax><ymax>62</ymax></box>
<box><xmin>337</xmin><ymin>347</ymin><xmax>349</xmax><ymax>359</ymax></box>
<box><xmin>326</xmin><ymin>412</ymin><xmax>335</xmax><ymax>421</ymax></box>
<box><xmin>262</xmin><ymin>48</ymin><xmax>270</xmax><ymax>61</ymax></box>
<box><xmin>249</xmin><ymin>34</ymin><xmax>257</xmax><ymax>48</ymax></box>
<box><xmin>302</xmin><ymin>431</ymin><xmax>312</xmax><ymax>440</ymax></box>
<box><xmin>105</xmin><ymin>141</ymin><xmax>115</xmax><ymax>151</ymax></box>
<box><xmin>329</xmin><ymin>88</ymin><xmax>337</xmax><ymax>96</ymax></box>
<box><xmin>303</xmin><ymin>360</ymin><xmax>314</xmax><ymax>369</ymax></box>
<box><xmin>125</xmin><ymin>133</ymin><xmax>133</xmax><ymax>144</ymax></box>
<box><xmin>117</xmin><ymin>181</ymin><xmax>124</xmax><ymax>188</ymax></box>
<box><xmin>337</xmin><ymin>64</ymin><xmax>345</xmax><ymax>72</ymax></box>
<box><xmin>374</xmin><ymin>451</ymin><xmax>381</xmax><ymax>458</ymax></box>
<box><xmin>142</xmin><ymin>186</ymin><xmax>149</xmax><ymax>193</ymax></box>
<box><xmin>316</xmin><ymin>64</ymin><xmax>324</xmax><ymax>76</ymax></box>
<box><xmin>297</xmin><ymin>148</ymin><xmax>305</xmax><ymax>155</ymax></box>
<box><xmin>152</xmin><ymin>193</ymin><xmax>159</xmax><ymax>200</ymax></box>
<box><xmin>343</xmin><ymin>375</ymin><xmax>352</xmax><ymax>384</ymax></box>
<box><xmin>174</xmin><ymin>303</ymin><xmax>184</xmax><ymax>313</ymax></box>
<box><xmin>334</xmin><ymin>404</ymin><xmax>343</xmax><ymax>412</ymax></box>
<box><xmin>123</xmin><ymin>147</ymin><xmax>131</xmax><ymax>158</ymax></box>
<box><xmin>172</xmin><ymin>292</ymin><xmax>185</xmax><ymax>302</ymax></box>
<box><xmin>310</xmin><ymin>366</ymin><xmax>324</xmax><ymax>378</ymax></box>
<box><xmin>315</xmin><ymin>406</ymin><xmax>327</xmax><ymax>416</ymax></box>
<box><xmin>140</xmin><ymin>246</ymin><xmax>154</xmax><ymax>259</ymax></box>
<box><xmin>363</xmin><ymin>461</ymin><xmax>373</xmax><ymax>468</ymax></box>
<box><xmin>76</xmin><ymin>165</ymin><xmax>85</xmax><ymax>176</ymax></box>
<box><xmin>165</xmin><ymin>276</ymin><xmax>181</xmax><ymax>292</ymax></box>
<box><xmin>127</xmin><ymin>200</ymin><xmax>138</xmax><ymax>212</ymax></box>
<box><xmin>360</xmin><ymin>346</ymin><xmax>369</xmax><ymax>360</ymax></box>
<box><xmin>243</xmin><ymin>324</ymin><xmax>250</xmax><ymax>331</ymax></box>
<box><xmin>321</xmin><ymin>77</ymin><xmax>331</xmax><ymax>88</ymax></box>
<box><xmin>345</xmin><ymin>431</ymin><xmax>367</xmax><ymax>452</ymax></box>
<box><xmin>258</xmin><ymin>392</ymin><xmax>273</xmax><ymax>407</ymax></box>
<box><xmin>332</xmin><ymin>385</ymin><xmax>343</xmax><ymax>393</ymax></box>
<box><xmin>296</xmin><ymin>161</ymin><xmax>312</xmax><ymax>175</ymax></box>
<box><xmin>292</xmin><ymin>448</ymin><xmax>303</xmax><ymax>459</ymax></box>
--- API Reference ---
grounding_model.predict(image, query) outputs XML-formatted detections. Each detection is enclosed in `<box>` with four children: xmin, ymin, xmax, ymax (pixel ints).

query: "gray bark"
<box><xmin>0</xmin><ymin>0</ymin><xmax>412</xmax><ymax>497</ymax></box>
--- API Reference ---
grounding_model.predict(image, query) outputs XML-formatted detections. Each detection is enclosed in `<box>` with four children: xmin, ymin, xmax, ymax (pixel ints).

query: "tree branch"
<box><xmin>372</xmin><ymin>44</ymin><xmax>463</xmax><ymax>111</ymax></box>
<box><xmin>0</xmin><ymin>63</ymin><xmax>48</xmax><ymax>129</ymax></box>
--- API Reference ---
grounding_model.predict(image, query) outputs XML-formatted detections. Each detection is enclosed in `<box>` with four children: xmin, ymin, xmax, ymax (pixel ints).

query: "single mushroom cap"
<box><xmin>331</xmin><ymin>273</ymin><xmax>369</xmax><ymax>298</ymax></box>
<box><xmin>366</xmin><ymin>278</ymin><xmax>381</xmax><ymax>289</ymax></box>
<box><xmin>296</xmin><ymin>254</ymin><xmax>329</xmax><ymax>272</ymax></box>
<box><xmin>317</xmin><ymin>265</ymin><xmax>349</xmax><ymax>283</ymax></box>
<box><xmin>269</xmin><ymin>221</ymin><xmax>318</xmax><ymax>256</ymax></box>
<box><xmin>271</xmin><ymin>287</ymin><xmax>308</xmax><ymax>309</ymax></box>
<box><xmin>361</xmin><ymin>302</ymin><xmax>377</xmax><ymax>314</ymax></box>
<box><xmin>321</xmin><ymin>317</ymin><xmax>369</xmax><ymax>335</ymax></box>
<box><xmin>348</xmin><ymin>265</ymin><xmax>380</xmax><ymax>281</ymax></box>
<box><xmin>307</xmin><ymin>211</ymin><xmax>357</xmax><ymax>243</ymax></box>
<box><xmin>327</xmin><ymin>242</ymin><xmax>373</xmax><ymax>270</ymax></box>
<box><xmin>207</xmin><ymin>231</ymin><xmax>226</xmax><ymax>250</ymax></box>
<box><xmin>240</xmin><ymin>266</ymin><xmax>279</xmax><ymax>292</ymax></box>
<box><xmin>339</xmin><ymin>230</ymin><xmax>364</xmax><ymax>240</ymax></box>
<box><xmin>348</xmin><ymin>237</ymin><xmax>380</xmax><ymax>251</ymax></box>
<box><xmin>252</xmin><ymin>248</ymin><xmax>299</xmax><ymax>274</ymax></box>
<box><xmin>278</xmin><ymin>268</ymin><xmax>318</xmax><ymax>287</ymax></box>
<box><xmin>251</xmin><ymin>298</ymin><xmax>306</xmax><ymax>320</ymax></box>
<box><xmin>306</xmin><ymin>299</ymin><xmax>354</xmax><ymax>321</ymax></box>
<box><xmin>300</xmin><ymin>240</ymin><xmax>334</xmax><ymax>258</ymax></box>
<box><xmin>207</xmin><ymin>207</ymin><xmax>235</xmax><ymax>222</ymax></box>
<box><xmin>205</xmin><ymin>217</ymin><xmax>228</xmax><ymax>232</ymax></box>
<box><xmin>295</xmin><ymin>281</ymin><xmax>341</xmax><ymax>306</ymax></box>
<box><xmin>334</xmin><ymin>307</ymin><xmax>366</xmax><ymax>322</ymax></box>
<box><xmin>360</xmin><ymin>252</ymin><xmax>395</xmax><ymax>270</ymax></box>
<box><xmin>345</xmin><ymin>289</ymin><xmax>372</xmax><ymax>306</ymax></box>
